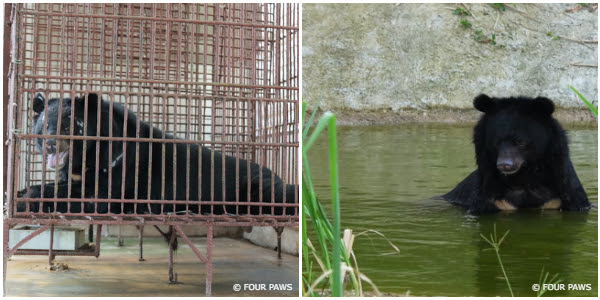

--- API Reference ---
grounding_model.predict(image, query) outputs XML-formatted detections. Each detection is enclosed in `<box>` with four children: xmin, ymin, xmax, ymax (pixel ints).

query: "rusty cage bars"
<box><xmin>3</xmin><ymin>3</ymin><xmax>299</xmax><ymax>296</ymax></box>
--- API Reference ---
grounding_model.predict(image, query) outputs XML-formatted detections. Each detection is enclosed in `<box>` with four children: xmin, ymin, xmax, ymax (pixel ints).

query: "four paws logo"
<box><xmin>233</xmin><ymin>283</ymin><xmax>294</xmax><ymax>292</ymax></box>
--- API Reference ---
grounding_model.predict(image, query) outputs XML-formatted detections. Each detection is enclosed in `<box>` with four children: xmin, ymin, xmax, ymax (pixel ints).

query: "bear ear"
<box><xmin>75</xmin><ymin>93</ymin><xmax>99</xmax><ymax>107</ymax></box>
<box><xmin>473</xmin><ymin>94</ymin><xmax>494</xmax><ymax>113</ymax></box>
<box><xmin>533</xmin><ymin>96</ymin><xmax>555</xmax><ymax>115</ymax></box>
<box><xmin>87</xmin><ymin>93</ymin><xmax>99</xmax><ymax>107</ymax></box>
<box><xmin>75</xmin><ymin>94</ymin><xmax>85</xmax><ymax>103</ymax></box>
<box><xmin>33</xmin><ymin>93</ymin><xmax>45</xmax><ymax>113</ymax></box>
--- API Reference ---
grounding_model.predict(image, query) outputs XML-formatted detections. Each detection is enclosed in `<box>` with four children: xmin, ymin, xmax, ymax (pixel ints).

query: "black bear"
<box><xmin>442</xmin><ymin>94</ymin><xmax>591</xmax><ymax>214</ymax></box>
<box><xmin>17</xmin><ymin>93</ymin><xmax>298</xmax><ymax>216</ymax></box>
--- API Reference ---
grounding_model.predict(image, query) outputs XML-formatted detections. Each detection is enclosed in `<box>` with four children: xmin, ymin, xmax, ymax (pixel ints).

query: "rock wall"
<box><xmin>303</xmin><ymin>3</ymin><xmax>597</xmax><ymax>112</ymax></box>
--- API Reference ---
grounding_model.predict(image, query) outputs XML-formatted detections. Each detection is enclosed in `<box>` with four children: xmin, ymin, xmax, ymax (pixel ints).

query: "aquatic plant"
<box><xmin>536</xmin><ymin>266</ymin><xmax>563</xmax><ymax>297</ymax></box>
<box><xmin>480</xmin><ymin>224</ymin><xmax>513</xmax><ymax>297</ymax></box>
<box><xmin>302</xmin><ymin>101</ymin><xmax>382</xmax><ymax>297</ymax></box>
<box><xmin>481</xmin><ymin>224</ymin><xmax>566</xmax><ymax>297</ymax></box>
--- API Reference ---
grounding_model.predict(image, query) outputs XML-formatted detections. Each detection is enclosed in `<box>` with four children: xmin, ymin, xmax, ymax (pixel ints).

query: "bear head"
<box><xmin>472</xmin><ymin>94</ymin><xmax>559</xmax><ymax>176</ymax></box>
<box><xmin>32</xmin><ymin>93</ymin><xmax>99</xmax><ymax>171</ymax></box>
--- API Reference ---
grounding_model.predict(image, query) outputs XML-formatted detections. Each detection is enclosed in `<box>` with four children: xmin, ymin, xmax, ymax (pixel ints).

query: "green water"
<box><xmin>306</xmin><ymin>124</ymin><xmax>597</xmax><ymax>297</ymax></box>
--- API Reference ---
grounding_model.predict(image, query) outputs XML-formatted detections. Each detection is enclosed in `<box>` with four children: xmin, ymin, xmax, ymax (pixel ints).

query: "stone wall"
<box><xmin>303</xmin><ymin>4</ymin><xmax>597</xmax><ymax>114</ymax></box>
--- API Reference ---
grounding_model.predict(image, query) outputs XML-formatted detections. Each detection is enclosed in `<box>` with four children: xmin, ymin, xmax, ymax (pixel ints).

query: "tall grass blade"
<box><xmin>569</xmin><ymin>85</ymin><xmax>597</xmax><ymax>117</ymax></box>
<box><xmin>481</xmin><ymin>224</ymin><xmax>514</xmax><ymax>297</ymax></box>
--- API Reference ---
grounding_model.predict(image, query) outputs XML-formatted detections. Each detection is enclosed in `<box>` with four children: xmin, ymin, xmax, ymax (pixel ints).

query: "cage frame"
<box><xmin>3</xmin><ymin>3</ymin><xmax>300</xmax><ymax>296</ymax></box>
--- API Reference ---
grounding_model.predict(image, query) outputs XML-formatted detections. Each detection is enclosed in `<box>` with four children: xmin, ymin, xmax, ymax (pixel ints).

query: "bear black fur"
<box><xmin>17</xmin><ymin>93</ymin><xmax>298</xmax><ymax>216</ymax></box>
<box><xmin>442</xmin><ymin>94</ymin><xmax>591</xmax><ymax>214</ymax></box>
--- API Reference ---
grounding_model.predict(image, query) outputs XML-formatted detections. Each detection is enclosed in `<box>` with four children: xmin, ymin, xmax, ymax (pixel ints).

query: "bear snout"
<box><xmin>44</xmin><ymin>139</ymin><xmax>57</xmax><ymax>153</ymax></box>
<box><xmin>496</xmin><ymin>156</ymin><xmax>523</xmax><ymax>175</ymax></box>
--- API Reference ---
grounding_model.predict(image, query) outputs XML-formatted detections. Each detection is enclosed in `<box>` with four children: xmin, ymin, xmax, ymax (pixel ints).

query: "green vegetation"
<box><xmin>491</xmin><ymin>3</ymin><xmax>506</xmax><ymax>12</ymax></box>
<box><xmin>474</xmin><ymin>29</ymin><xmax>486</xmax><ymax>41</ymax></box>
<box><xmin>536</xmin><ymin>267</ymin><xmax>563</xmax><ymax>297</ymax></box>
<box><xmin>546</xmin><ymin>31</ymin><xmax>560</xmax><ymax>40</ymax></box>
<box><xmin>480</xmin><ymin>224</ymin><xmax>513</xmax><ymax>297</ymax></box>
<box><xmin>453</xmin><ymin>8</ymin><xmax>471</xmax><ymax>16</ymax></box>
<box><xmin>482</xmin><ymin>225</ymin><xmax>568</xmax><ymax>297</ymax></box>
<box><xmin>569</xmin><ymin>86</ymin><xmax>597</xmax><ymax>117</ymax></box>
<box><xmin>469</xmin><ymin>28</ymin><xmax>500</xmax><ymax>46</ymax></box>
<box><xmin>452</xmin><ymin>6</ymin><xmax>501</xmax><ymax>47</ymax></box>
<box><xmin>302</xmin><ymin>101</ymin><xmax>381</xmax><ymax>297</ymax></box>
<box><xmin>302</xmin><ymin>101</ymin><xmax>342</xmax><ymax>296</ymax></box>
<box><xmin>460</xmin><ymin>19</ymin><xmax>472</xmax><ymax>28</ymax></box>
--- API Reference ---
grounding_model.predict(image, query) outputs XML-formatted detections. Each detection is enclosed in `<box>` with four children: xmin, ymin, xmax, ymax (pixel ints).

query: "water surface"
<box><xmin>307</xmin><ymin>124</ymin><xmax>597</xmax><ymax>297</ymax></box>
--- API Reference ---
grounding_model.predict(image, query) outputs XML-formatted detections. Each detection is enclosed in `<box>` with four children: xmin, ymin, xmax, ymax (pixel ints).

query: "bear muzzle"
<box><xmin>43</xmin><ymin>139</ymin><xmax>69</xmax><ymax>170</ymax></box>
<box><xmin>496</xmin><ymin>143</ymin><xmax>524</xmax><ymax>175</ymax></box>
<box><xmin>496</xmin><ymin>157</ymin><xmax>523</xmax><ymax>175</ymax></box>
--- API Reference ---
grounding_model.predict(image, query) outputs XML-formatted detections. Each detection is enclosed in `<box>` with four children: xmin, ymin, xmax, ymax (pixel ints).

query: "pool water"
<box><xmin>306</xmin><ymin>124</ymin><xmax>597</xmax><ymax>297</ymax></box>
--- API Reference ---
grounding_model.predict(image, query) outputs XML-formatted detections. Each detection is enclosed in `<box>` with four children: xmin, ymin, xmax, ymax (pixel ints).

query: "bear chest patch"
<box><xmin>494</xmin><ymin>198</ymin><xmax>562</xmax><ymax>210</ymax></box>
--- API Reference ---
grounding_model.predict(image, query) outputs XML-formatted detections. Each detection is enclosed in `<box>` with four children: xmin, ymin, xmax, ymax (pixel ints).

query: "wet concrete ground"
<box><xmin>5</xmin><ymin>236</ymin><xmax>299</xmax><ymax>297</ymax></box>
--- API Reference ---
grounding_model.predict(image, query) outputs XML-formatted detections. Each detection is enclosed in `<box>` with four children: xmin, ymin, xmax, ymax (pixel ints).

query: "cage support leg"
<box><xmin>154</xmin><ymin>225</ymin><xmax>177</xmax><ymax>250</ymax></box>
<box><xmin>88</xmin><ymin>224</ymin><xmax>93</xmax><ymax>243</ymax></box>
<box><xmin>206</xmin><ymin>223</ymin><xmax>213</xmax><ymax>296</ymax></box>
<box><xmin>117</xmin><ymin>225</ymin><xmax>124</xmax><ymax>246</ymax></box>
<box><xmin>48</xmin><ymin>224</ymin><xmax>55</xmax><ymax>265</ymax></box>
<box><xmin>171</xmin><ymin>225</ymin><xmax>211</xmax><ymax>295</ymax></box>
<box><xmin>3</xmin><ymin>221</ymin><xmax>10</xmax><ymax>296</ymax></box>
<box><xmin>137</xmin><ymin>225</ymin><xmax>145</xmax><ymax>261</ymax></box>
<box><xmin>274</xmin><ymin>226</ymin><xmax>284</xmax><ymax>259</ymax></box>
<box><xmin>167</xmin><ymin>226</ymin><xmax>178</xmax><ymax>284</ymax></box>
<box><xmin>95</xmin><ymin>224</ymin><xmax>102</xmax><ymax>258</ymax></box>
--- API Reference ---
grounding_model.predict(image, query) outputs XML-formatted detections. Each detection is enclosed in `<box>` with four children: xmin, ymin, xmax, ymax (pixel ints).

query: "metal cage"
<box><xmin>4</xmin><ymin>3</ymin><xmax>299</xmax><ymax>296</ymax></box>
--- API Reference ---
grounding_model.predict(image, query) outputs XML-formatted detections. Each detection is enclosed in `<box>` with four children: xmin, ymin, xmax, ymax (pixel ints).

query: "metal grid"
<box><xmin>6</xmin><ymin>3</ymin><xmax>299</xmax><ymax>223</ymax></box>
<box><xmin>4</xmin><ymin>3</ymin><xmax>299</xmax><ymax>295</ymax></box>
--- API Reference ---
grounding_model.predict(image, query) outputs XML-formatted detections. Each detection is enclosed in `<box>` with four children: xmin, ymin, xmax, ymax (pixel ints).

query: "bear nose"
<box><xmin>497</xmin><ymin>159</ymin><xmax>517</xmax><ymax>173</ymax></box>
<box><xmin>44</xmin><ymin>139</ymin><xmax>58</xmax><ymax>154</ymax></box>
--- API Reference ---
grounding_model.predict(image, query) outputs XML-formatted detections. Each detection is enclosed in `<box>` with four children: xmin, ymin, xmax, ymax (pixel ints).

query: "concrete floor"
<box><xmin>5</xmin><ymin>236</ymin><xmax>299</xmax><ymax>297</ymax></box>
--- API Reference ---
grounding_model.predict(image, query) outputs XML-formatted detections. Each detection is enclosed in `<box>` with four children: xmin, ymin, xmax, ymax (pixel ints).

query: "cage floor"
<box><xmin>5</xmin><ymin>236</ymin><xmax>298</xmax><ymax>297</ymax></box>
